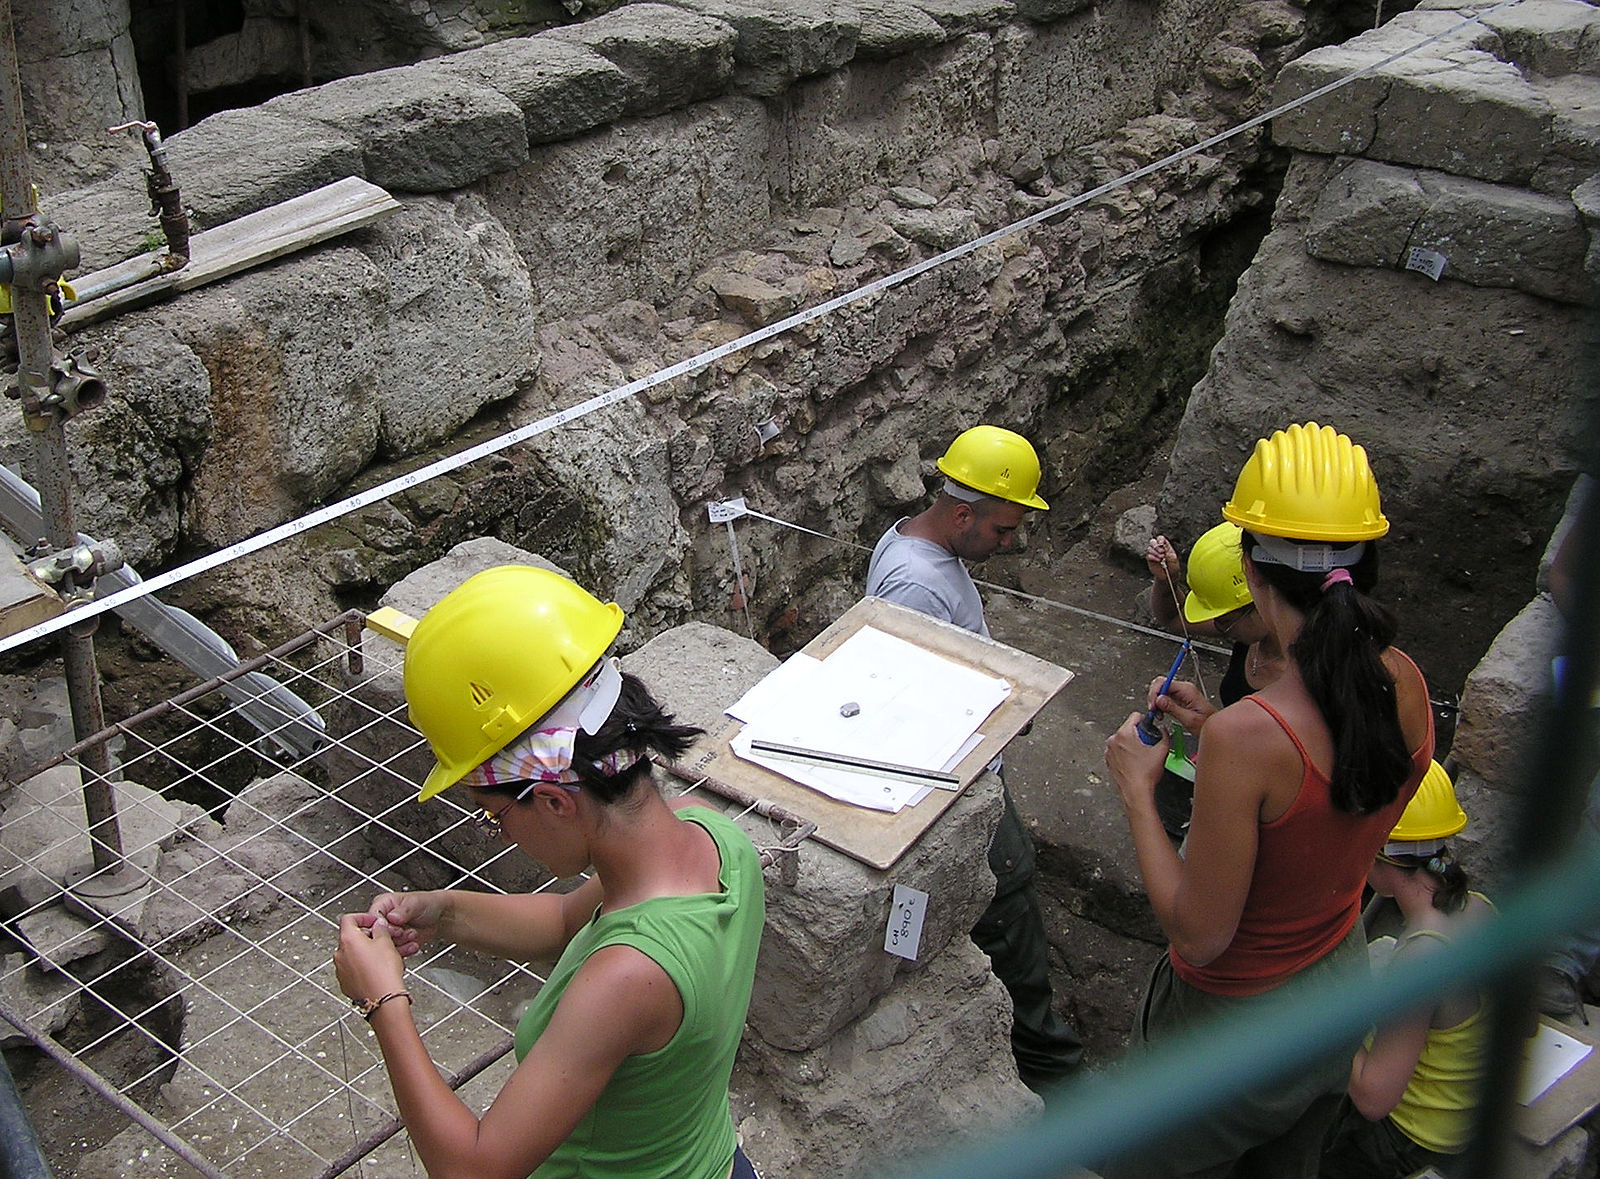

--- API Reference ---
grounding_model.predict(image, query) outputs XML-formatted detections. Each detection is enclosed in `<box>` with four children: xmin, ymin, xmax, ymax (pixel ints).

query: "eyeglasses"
<box><xmin>471</xmin><ymin>805</ymin><xmax>511</xmax><ymax>837</ymax></box>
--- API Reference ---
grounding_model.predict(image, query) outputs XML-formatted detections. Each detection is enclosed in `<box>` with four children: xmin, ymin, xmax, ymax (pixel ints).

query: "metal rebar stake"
<box><xmin>0</xmin><ymin>0</ymin><xmax>123</xmax><ymax>872</ymax></box>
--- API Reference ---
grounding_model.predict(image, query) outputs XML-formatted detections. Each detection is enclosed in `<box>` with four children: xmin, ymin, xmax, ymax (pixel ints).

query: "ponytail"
<box><xmin>570</xmin><ymin>672</ymin><xmax>703</xmax><ymax>804</ymax></box>
<box><xmin>1245</xmin><ymin>534</ymin><xmax>1411</xmax><ymax>815</ymax></box>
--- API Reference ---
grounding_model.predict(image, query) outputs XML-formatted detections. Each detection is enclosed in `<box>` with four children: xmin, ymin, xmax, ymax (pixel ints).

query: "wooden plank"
<box><xmin>59</xmin><ymin>177</ymin><xmax>401</xmax><ymax>330</ymax></box>
<box><xmin>1517</xmin><ymin>1012</ymin><xmax>1600</xmax><ymax>1147</ymax></box>
<box><xmin>681</xmin><ymin>596</ymin><xmax>1074</xmax><ymax>870</ymax></box>
<box><xmin>0</xmin><ymin>547</ymin><xmax>62</xmax><ymax>639</ymax></box>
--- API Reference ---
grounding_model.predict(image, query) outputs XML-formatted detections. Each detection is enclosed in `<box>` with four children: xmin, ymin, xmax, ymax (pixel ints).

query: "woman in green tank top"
<box><xmin>333</xmin><ymin>566</ymin><xmax>766</xmax><ymax>1179</ymax></box>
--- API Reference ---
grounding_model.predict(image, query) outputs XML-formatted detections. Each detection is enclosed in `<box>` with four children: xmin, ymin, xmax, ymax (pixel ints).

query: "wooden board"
<box><xmin>680</xmin><ymin>596</ymin><xmax>1074</xmax><ymax>870</ymax></box>
<box><xmin>59</xmin><ymin>177</ymin><xmax>401</xmax><ymax>330</ymax></box>
<box><xmin>0</xmin><ymin>547</ymin><xmax>61</xmax><ymax>639</ymax></box>
<box><xmin>1517</xmin><ymin>1011</ymin><xmax>1600</xmax><ymax>1147</ymax></box>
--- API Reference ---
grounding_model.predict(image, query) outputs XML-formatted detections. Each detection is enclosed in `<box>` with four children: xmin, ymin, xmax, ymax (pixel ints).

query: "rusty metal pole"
<box><xmin>0</xmin><ymin>0</ymin><xmax>123</xmax><ymax>871</ymax></box>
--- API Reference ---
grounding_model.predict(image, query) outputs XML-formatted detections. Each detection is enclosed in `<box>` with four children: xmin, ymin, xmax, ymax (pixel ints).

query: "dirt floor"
<box><xmin>985</xmin><ymin>452</ymin><xmax>1187</xmax><ymax>1070</ymax></box>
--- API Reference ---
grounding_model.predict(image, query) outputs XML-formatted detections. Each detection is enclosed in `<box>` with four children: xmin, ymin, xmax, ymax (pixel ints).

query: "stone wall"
<box><xmin>7</xmin><ymin>0</ymin><xmax>1314</xmax><ymax>657</ymax></box>
<box><xmin>1156</xmin><ymin>1</ymin><xmax>1600</xmax><ymax>692</ymax></box>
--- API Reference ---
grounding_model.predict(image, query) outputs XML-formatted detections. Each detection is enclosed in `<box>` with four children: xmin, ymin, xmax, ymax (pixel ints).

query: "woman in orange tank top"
<box><xmin>1103</xmin><ymin>424</ymin><xmax>1436</xmax><ymax>1179</ymax></box>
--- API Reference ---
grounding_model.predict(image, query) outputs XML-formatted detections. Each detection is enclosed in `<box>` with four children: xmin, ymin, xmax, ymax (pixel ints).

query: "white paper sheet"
<box><xmin>726</xmin><ymin>626</ymin><xmax>1012</xmax><ymax>812</ymax></box>
<box><xmin>1519</xmin><ymin>1022</ymin><xmax>1593</xmax><ymax>1105</ymax></box>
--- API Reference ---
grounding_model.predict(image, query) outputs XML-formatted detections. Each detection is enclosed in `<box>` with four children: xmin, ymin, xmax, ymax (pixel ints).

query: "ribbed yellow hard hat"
<box><xmin>403</xmin><ymin>566</ymin><xmax>624</xmax><ymax>802</ymax></box>
<box><xmin>1223</xmin><ymin>422</ymin><xmax>1388</xmax><ymax>542</ymax></box>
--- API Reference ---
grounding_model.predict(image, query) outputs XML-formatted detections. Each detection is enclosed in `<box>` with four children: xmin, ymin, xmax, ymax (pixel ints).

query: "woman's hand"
<box><xmin>335</xmin><ymin>913</ymin><xmax>405</xmax><ymax>1004</ymax></box>
<box><xmin>1105</xmin><ymin>711</ymin><xmax>1168</xmax><ymax>812</ymax></box>
<box><xmin>364</xmin><ymin>890</ymin><xmax>448</xmax><ymax>959</ymax></box>
<box><xmin>1147</xmin><ymin>678</ymin><xmax>1217</xmax><ymax>733</ymax></box>
<box><xmin>1146</xmin><ymin>535</ymin><xmax>1180</xmax><ymax>584</ymax></box>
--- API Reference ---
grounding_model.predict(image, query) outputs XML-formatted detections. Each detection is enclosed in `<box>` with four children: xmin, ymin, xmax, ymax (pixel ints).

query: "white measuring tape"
<box><xmin>1</xmin><ymin>0</ymin><xmax>1517</xmax><ymax>659</ymax></box>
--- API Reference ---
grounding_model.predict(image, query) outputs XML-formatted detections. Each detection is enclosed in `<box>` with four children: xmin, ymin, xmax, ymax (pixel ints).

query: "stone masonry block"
<box><xmin>1306</xmin><ymin>158</ymin><xmax>1591</xmax><ymax>302</ymax></box>
<box><xmin>910</xmin><ymin>0</ymin><xmax>1018</xmax><ymax>35</ymax></box>
<box><xmin>1531</xmin><ymin>74</ymin><xmax>1600</xmax><ymax>198</ymax></box>
<box><xmin>547</xmin><ymin>4</ymin><xmax>738</xmax><ymax>116</ymax></box>
<box><xmin>732</xmin><ymin>937</ymin><xmax>1039</xmax><ymax>1177</ymax></box>
<box><xmin>1272</xmin><ymin>47</ymin><xmax>1391</xmax><ymax>157</ymax></box>
<box><xmin>1482</xmin><ymin>0</ymin><xmax>1600</xmax><ymax>77</ymax></box>
<box><xmin>0</xmin><ymin>765</ymin><xmax>180</xmax><ymax>910</ymax></box>
<box><xmin>264</xmin><ymin>67</ymin><xmax>529</xmax><ymax>193</ymax></box>
<box><xmin>1305</xmin><ymin>158</ymin><xmax>1428</xmax><ymax>268</ymax></box>
<box><xmin>1453</xmin><ymin>594</ymin><xmax>1561</xmax><ymax>793</ymax></box>
<box><xmin>423</xmin><ymin>36</ymin><xmax>630</xmax><ymax>145</ymax></box>
<box><xmin>1371</xmin><ymin>62</ymin><xmax>1553</xmax><ymax>186</ymax></box>
<box><xmin>673</xmin><ymin>0</ymin><xmax>861</xmax><ymax>96</ymax></box>
<box><xmin>1411</xmin><ymin>171</ymin><xmax>1590</xmax><ymax>304</ymax></box>
<box><xmin>622</xmin><ymin>620</ymin><xmax>1002</xmax><ymax>1052</ymax></box>
<box><xmin>164</xmin><ymin>109</ymin><xmax>365</xmax><ymax>230</ymax></box>
<box><xmin>851</xmin><ymin>0</ymin><xmax>948</xmax><ymax>58</ymax></box>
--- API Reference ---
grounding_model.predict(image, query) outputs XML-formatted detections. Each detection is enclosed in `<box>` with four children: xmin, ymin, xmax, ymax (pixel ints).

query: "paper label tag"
<box><xmin>1404</xmin><ymin>247</ymin><xmax>1447</xmax><ymax>281</ymax></box>
<box><xmin>884</xmin><ymin>884</ymin><xmax>929</xmax><ymax>961</ymax></box>
<box><xmin>707</xmin><ymin>496</ymin><xmax>748</xmax><ymax>523</ymax></box>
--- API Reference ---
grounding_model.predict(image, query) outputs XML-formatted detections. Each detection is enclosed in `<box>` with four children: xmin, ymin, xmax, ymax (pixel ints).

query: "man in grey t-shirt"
<box><xmin>865</xmin><ymin>425</ymin><xmax>1083</xmax><ymax>1091</ymax></box>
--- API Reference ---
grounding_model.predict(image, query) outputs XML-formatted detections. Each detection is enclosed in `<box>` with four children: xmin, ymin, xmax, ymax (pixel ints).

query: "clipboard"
<box><xmin>677</xmin><ymin>596</ymin><xmax>1073</xmax><ymax>869</ymax></box>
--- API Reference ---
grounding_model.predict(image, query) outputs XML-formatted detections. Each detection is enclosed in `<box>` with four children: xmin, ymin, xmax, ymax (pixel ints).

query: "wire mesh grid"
<box><xmin>0</xmin><ymin>611</ymin><xmax>780</xmax><ymax>1178</ymax></box>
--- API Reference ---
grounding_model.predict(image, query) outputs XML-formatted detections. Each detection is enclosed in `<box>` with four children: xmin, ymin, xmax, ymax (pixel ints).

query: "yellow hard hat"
<box><xmin>1183</xmin><ymin>522</ymin><xmax>1252</xmax><ymax>624</ymax></box>
<box><xmin>1386</xmin><ymin>761</ymin><xmax>1467</xmax><ymax>845</ymax></box>
<box><xmin>1223</xmin><ymin>422</ymin><xmax>1388</xmax><ymax>542</ymax></box>
<box><xmin>937</xmin><ymin>425</ymin><xmax>1049</xmax><ymax>511</ymax></box>
<box><xmin>404</xmin><ymin>566</ymin><xmax>624</xmax><ymax>802</ymax></box>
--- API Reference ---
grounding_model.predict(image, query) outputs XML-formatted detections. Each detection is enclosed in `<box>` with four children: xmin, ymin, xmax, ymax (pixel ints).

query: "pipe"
<box><xmin>0</xmin><ymin>0</ymin><xmax>122</xmax><ymax>869</ymax></box>
<box><xmin>0</xmin><ymin>1047</ymin><xmax>51</xmax><ymax>1179</ymax></box>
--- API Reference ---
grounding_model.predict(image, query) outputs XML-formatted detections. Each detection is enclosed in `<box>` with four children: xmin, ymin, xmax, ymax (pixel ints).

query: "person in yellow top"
<box><xmin>1320</xmin><ymin>761</ymin><xmax>1491</xmax><ymax>1178</ymax></box>
<box><xmin>333</xmin><ymin>566</ymin><xmax>766</xmax><ymax>1179</ymax></box>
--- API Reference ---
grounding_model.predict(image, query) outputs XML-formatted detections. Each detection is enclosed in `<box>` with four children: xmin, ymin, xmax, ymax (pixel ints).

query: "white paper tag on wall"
<box><xmin>884</xmin><ymin>884</ymin><xmax>929</xmax><ymax>961</ymax></box>
<box><xmin>707</xmin><ymin>496</ymin><xmax>748</xmax><ymax>523</ymax></box>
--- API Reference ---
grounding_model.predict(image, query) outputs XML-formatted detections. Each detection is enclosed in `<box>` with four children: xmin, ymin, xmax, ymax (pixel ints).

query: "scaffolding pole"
<box><xmin>0</xmin><ymin>0</ymin><xmax>123</xmax><ymax>872</ymax></box>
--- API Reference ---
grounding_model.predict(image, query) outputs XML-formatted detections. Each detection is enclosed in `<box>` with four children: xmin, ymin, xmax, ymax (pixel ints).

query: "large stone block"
<box><xmin>771</xmin><ymin>37</ymin><xmax>996</xmax><ymax>208</ymax></box>
<box><xmin>1305</xmin><ymin>158</ymin><xmax>1427</xmax><ymax>268</ymax></box>
<box><xmin>264</xmin><ymin>67</ymin><xmax>529</xmax><ymax>192</ymax></box>
<box><xmin>852</xmin><ymin>0</ymin><xmax>949</xmax><ymax>58</ymax></box>
<box><xmin>674</xmin><ymin>0</ymin><xmax>862</xmax><ymax>96</ymax></box>
<box><xmin>165</xmin><ymin>109</ymin><xmax>367</xmax><ymax>230</ymax></box>
<box><xmin>1306</xmin><ymin>159</ymin><xmax>1591</xmax><ymax>303</ymax></box>
<box><xmin>484</xmin><ymin>97</ymin><xmax>770</xmax><ymax>320</ymax></box>
<box><xmin>423</xmin><ymin>36</ymin><xmax>631</xmax><ymax>145</ymax></box>
<box><xmin>1481</xmin><ymin>0</ymin><xmax>1600</xmax><ymax>78</ymax></box>
<box><xmin>1453</xmin><ymin>595</ymin><xmax>1561</xmax><ymax>793</ymax></box>
<box><xmin>546</xmin><ymin>4</ymin><xmax>738</xmax><ymax>115</ymax></box>
<box><xmin>1275</xmin><ymin>15</ymin><xmax>1552</xmax><ymax>185</ymax></box>
<box><xmin>1530</xmin><ymin>74</ymin><xmax>1600</xmax><ymax>198</ymax></box>
<box><xmin>995</xmin><ymin>0</ymin><xmax>1235</xmax><ymax>163</ymax></box>
<box><xmin>1411</xmin><ymin>171</ymin><xmax>1590</xmax><ymax>303</ymax></box>
<box><xmin>354</xmin><ymin>193</ymin><xmax>538</xmax><ymax>456</ymax></box>
<box><xmin>733</xmin><ymin>937</ymin><xmax>1039</xmax><ymax>1177</ymax></box>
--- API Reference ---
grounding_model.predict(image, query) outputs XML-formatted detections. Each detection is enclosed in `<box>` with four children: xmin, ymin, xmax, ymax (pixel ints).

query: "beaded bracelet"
<box><xmin>352</xmin><ymin>991</ymin><xmax>412</xmax><ymax>1021</ymax></box>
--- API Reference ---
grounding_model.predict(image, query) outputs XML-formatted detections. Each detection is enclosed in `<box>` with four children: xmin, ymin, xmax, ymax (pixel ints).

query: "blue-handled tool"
<box><xmin>1137</xmin><ymin>640</ymin><xmax>1191</xmax><ymax>745</ymax></box>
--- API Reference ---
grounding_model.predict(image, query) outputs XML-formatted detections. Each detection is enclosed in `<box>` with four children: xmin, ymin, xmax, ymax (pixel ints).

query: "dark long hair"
<box><xmin>477</xmin><ymin>672</ymin><xmax>702</xmax><ymax>806</ymax></box>
<box><xmin>1245</xmin><ymin>534</ymin><xmax>1411</xmax><ymax>815</ymax></box>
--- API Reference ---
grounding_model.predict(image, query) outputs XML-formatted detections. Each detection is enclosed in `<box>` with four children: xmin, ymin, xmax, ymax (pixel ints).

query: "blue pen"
<box><xmin>1137</xmin><ymin>640</ymin><xmax>1191</xmax><ymax>745</ymax></box>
